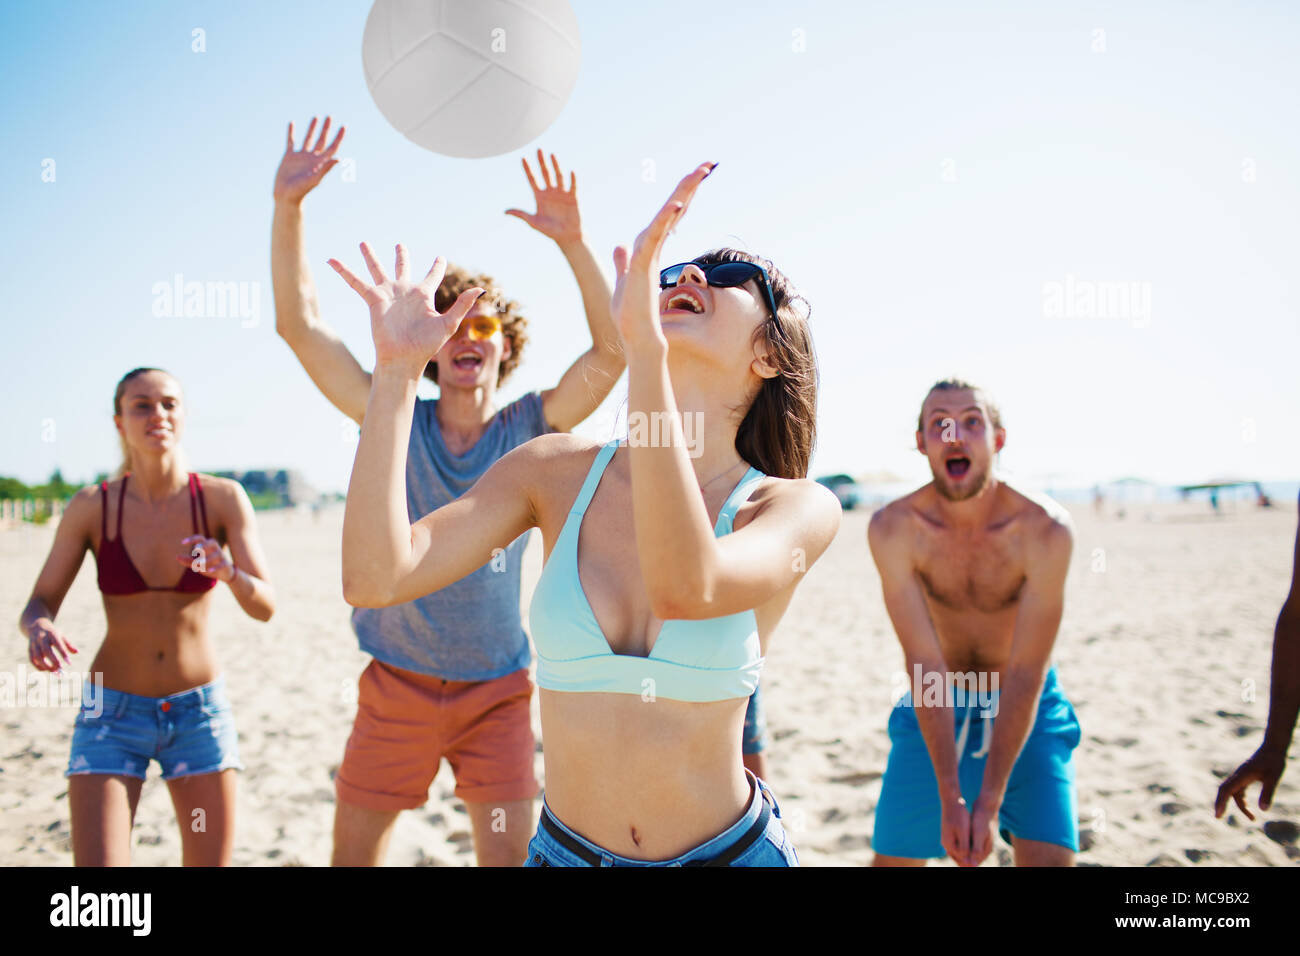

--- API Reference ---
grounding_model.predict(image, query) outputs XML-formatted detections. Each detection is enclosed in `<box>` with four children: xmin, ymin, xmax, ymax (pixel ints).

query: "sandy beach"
<box><xmin>3</xmin><ymin>498</ymin><xmax>1297</xmax><ymax>866</ymax></box>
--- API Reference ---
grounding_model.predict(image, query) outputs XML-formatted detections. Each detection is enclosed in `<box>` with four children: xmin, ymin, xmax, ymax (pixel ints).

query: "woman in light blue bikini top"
<box><xmin>529</xmin><ymin>437</ymin><xmax>768</xmax><ymax>702</ymax></box>
<box><xmin>334</xmin><ymin>163</ymin><xmax>841</xmax><ymax>862</ymax></box>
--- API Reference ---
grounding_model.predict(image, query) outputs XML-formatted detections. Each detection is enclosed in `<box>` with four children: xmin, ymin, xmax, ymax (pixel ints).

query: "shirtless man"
<box><xmin>868</xmin><ymin>379</ymin><xmax>1081</xmax><ymax>867</ymax></box>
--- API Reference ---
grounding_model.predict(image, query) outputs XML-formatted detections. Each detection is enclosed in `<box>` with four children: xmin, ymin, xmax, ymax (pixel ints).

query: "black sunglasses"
<box><xmin>659</xmin><ymin>261</ymin><xmax>780</xmax><ymax>323</ymax></box>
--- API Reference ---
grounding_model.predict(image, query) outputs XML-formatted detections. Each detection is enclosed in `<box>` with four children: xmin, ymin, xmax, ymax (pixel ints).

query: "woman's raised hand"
<box><xmin>328</xmin><ymin>244</ymin><xmax>485</xmax><ymax>375</ymax></box>
<box><xmin>610</xmin><ymin>162</ymin><xmax>715</xmax><ymax>351</ymax></box>
<box><xmin>274</xmin><ymin>116</ymin><xmax>345</xmax><ymax>204</ymax></box>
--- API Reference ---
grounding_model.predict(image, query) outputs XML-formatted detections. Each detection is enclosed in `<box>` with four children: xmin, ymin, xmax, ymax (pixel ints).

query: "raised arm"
<box><xmin>329</xmin><ymin>244</ymin><xmax>536</xmax><ymax>607</ymax></box>
<box><xmin>969</xmin><ymin>514</ymin><xmax>1073</xmax><ymax>863</ymax></box>
<box><xmin>178</xmin><ymin>479</ymin><xmax>276</xmax><ymax>622</ymax></box>
<box><xmin>608</xmin><ymin>163</ymin><xmax>839</xmax><ymax>621</ymax></box>
<box><xmin>1215</xmin><ymin>501</ymin><xmax>1300</xmax><ymax>820</ymax></box>
<box><xmin>19</xmin><ymin>487</ymin><xmax>94</xmax><ymax>672</ymax></box>
<box><xmin>506</xmin><ymin>151</ymin><xmax>624</xmax><ymax>431</ymax></box>
<box><xmin>272</xmin><ymin>117</ymin><xmax>373</xmax><ymax>425</ymax></box>
<box><xmin>868</xmin><ymin>503</ymin><xmax>974</xmax><ymax>865</ymax></box>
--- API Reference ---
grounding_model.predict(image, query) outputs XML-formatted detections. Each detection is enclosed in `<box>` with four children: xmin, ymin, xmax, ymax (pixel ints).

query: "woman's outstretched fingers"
<box><xmin>418</xmin><ymin>256</ymin><xmax>449</xmax><ymax>295</ymax></box>
<box><xmin>394</xmin><ymin>243</ymin><xmax>411</xmax><ymax>282</ymax></box>
<box><xmin>627</xmin><ymin>162</ymin><xmax>715</xmax><ymax>267</ymax></box>
<box><xmin>633</xmin><ymin>201</ymin><xmax>685</xmax><ymax>266</ymax></box>
<box><xmin>444</xmin><ymin>287</ymin><xmax>487</xmax><ymax>326</ymax></box>
<box><xmin>657</xmin><ymin>162</ymin><xmax>715</xmax><ymax>218</ymax></box>
<box><xmin>328</xmin><ymin>257</ymin><xmax>378</xmax><ymax>304</ymax></box>
<box><xmin>359</xmin><ymin>241</ymin><xmax>388</xmax><ymax>284</ymax></box>
<box><xmin>301</xmin><ymin>116</ymin><xmax>318</xmax><ymax>150</ymax></box>
<box><xmin>665</xmin><ymin>162</ymin><xmax>715</xmax><ymax>218</ymax></box>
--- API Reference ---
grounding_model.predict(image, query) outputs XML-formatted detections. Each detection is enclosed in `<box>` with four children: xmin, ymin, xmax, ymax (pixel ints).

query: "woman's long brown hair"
<box><xmin>693</xmin><ymin>249</ymin><xmax>817</xmax><ymax>480</ymax></box>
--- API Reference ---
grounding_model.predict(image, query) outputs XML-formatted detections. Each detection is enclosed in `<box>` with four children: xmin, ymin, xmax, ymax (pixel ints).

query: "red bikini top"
<box><xmin>96</xmin><ymin>473</ymin><xmax>219</xmax><ymax>595</ymax></box>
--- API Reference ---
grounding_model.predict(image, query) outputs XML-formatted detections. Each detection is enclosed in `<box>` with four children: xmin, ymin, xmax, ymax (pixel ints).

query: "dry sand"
<box><xmin>2</xmin><ymin>499</ymin><xmax>1298</xmax><ymax>866</ymax></box>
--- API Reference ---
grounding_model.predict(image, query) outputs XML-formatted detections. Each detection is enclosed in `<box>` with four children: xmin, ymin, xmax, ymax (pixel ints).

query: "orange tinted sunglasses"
<box><xmin>455</xmin><ymin>314</ymin><xmax>502</xmax><ymax>341</ymax></box>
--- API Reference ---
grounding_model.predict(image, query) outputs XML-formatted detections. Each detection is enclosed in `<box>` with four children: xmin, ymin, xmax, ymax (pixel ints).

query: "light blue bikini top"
<box><xmin>528</xmin><ymin>439</ymin><xmax>767</xmax><ymax>703</ymax></box>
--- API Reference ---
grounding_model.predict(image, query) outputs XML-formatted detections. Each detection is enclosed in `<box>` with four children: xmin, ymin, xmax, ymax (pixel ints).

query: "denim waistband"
<box><xmin>81</xmin><ymin>675</ymin><xmax>230</xmax><ymax>716</ymax></box>
<box><xmin>539</xmin><ymin>770</ymin><xmax>769</xmax><ymax>866</ymax></box>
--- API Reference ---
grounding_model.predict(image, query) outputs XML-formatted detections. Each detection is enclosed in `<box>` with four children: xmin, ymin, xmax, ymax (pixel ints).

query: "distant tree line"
<box><xmin>1</xmin><ymin>468</ymin><xmax>325</xmax><ymax>511</ymax></box>
<box><xmin>0</xmin><ymin>469</ymin><xmax>91</xmax><ymax>501</ymax></box>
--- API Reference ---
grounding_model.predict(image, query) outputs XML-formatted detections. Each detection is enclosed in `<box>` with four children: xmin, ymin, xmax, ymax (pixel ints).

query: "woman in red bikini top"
<box><xmin>18</xmin><ymin>367</ymin><xmax>276</xmax><ymax>866</ymax></box>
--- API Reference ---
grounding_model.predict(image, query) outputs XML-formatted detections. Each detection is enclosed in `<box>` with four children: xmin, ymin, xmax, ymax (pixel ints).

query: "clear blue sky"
<box><xmin>2</xmin><ymin>0</ymin><xmax>1297</xmax><ymax>494</ymax></box>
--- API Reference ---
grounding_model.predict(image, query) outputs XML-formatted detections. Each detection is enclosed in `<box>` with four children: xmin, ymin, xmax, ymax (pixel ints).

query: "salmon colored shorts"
<box><xmin>335</xmin><ymin>660</ymin><xmax>539</xmax><ymax>811</ymax></box>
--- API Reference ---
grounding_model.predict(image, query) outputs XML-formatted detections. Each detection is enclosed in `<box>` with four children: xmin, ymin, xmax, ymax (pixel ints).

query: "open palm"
<box><xmin>505</xmin><ymin>150</ymin><xmax>582</xmax><ymax>244</ymax></box>
<box><xmin>610</xmin><ymin>162</ymin><xmax>715</xmax><ymax>348</ymax></box>
<box><xmin>274</xmin><ymin>116</ymin><xmax>345</xmax><ymax>203</ymax></box>
<box><xmin>328</xmin><ymin>243</ymin><xmax>484</xmax><ymax>372</ymax></box>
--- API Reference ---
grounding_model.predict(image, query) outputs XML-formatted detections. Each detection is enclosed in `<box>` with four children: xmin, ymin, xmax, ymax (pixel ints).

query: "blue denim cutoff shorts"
<box><xmin>65</xmin><ymin>676</ymin><xmax>243</xmax><ymax>781</ymax></box>
<box><xmin>525</xmin><ymin>771</ymin><xmax>799</xmax><ymax>867</ymax></box>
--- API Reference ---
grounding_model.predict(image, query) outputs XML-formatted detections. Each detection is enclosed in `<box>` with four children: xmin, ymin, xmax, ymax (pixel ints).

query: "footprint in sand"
<box><xmin>1159</xmin><ymin>801</ymin><xmax>1190</xmax><ymax>816</ymax></box>
<box><xmin>827</xmin><ymin>771</ymin><xmax>882</xmax><ymax>786</ymax></box>
<box><xmin>835</xmin><ymin>833</ymin><xmax>871</xmax><ymax>850</ymax></box>
<box><xmin>290</xmin><ymin>788</ymin><xmax>333</xmax><ymax>804</ymax></box>
<box><xmin>1263</xmin><ymin>820</ymin><xmax>1299</xmax><ymax>847</ymax></box>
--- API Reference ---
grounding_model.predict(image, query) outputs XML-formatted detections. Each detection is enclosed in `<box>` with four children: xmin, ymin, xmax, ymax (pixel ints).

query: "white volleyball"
<box><xmin>362</xmin><ymin>0</ymin><xmax>581</xmax><ymax>159</ymax></box>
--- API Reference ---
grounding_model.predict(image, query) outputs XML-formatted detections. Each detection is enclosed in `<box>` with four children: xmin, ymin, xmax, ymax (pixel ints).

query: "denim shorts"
<box><xmin>65</xmin><ymin>676</ymin><xmax>243</xmax><ymax>781</ymax></box>
<box><xmin>742</xmin><ymin>682</ymin><xmax>769</xmax><ymax>755</ymax></box>
<box><xmin>525</xmin><ymin>771</ymin><xmax>798</xmax><ymax>867</ymax></box>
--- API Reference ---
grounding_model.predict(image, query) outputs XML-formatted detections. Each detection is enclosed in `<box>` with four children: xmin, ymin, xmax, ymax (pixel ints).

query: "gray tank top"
<box><xmin>350</xmin><ymin>391</ymin><xmax>551</xmax><ymax>679</ymax></box>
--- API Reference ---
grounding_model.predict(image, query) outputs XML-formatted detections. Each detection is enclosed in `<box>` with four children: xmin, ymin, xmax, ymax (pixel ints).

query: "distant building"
<box><xmin>213</xmin><ymin>469</ymin><xmax>318</xmax><ymax>508</ymax></box>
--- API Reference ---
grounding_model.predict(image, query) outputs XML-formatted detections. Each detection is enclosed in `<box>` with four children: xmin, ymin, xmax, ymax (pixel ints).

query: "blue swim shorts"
<box><xmin>872</xmin><ymin>666</ymin><xmax>1081</xmax><ymax>859</ymax></box>
<box><xmin>525</xmin><ymin>771</ymin><xmax>798</xmax><ymax>867</ymax></box>
<box><xmin>742</xmin><ymin>682</ymin><xmax>769</xmax><ymax>755</ymax></box>
<box><xmin>65</xmin><ymin>676</ymin><xmax>243</xmax><ymax>781</ymax></box>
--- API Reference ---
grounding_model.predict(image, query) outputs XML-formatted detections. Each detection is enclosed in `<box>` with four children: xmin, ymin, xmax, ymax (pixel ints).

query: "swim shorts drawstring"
<box><xmin>955</xmin><ymin>704</ymin><xmax>994</xmax><ymax>759</ymax></box>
